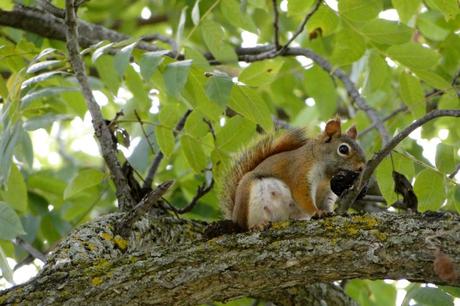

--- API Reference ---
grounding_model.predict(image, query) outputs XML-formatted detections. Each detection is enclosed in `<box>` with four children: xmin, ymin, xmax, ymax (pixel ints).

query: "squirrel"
<box><xmin>219</xmin><ymin>117</ymin><xmax>366</xmax><ymax>230</ymax></box>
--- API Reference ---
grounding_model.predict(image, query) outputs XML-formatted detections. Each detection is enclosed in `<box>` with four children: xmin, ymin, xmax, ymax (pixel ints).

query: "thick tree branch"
<box><xmin>1</xmin><ymin>212</ymin><xmax>460</xmax><ymax>305</ymax></box>
<box><xmin>64</xmin><ymin>0</ymin><xmax>135</xmax><ymax>210</ymax></box>
<box><xmin>337</xmin><ymin>109</ymin><xmax>460</xmax><ymax>213</ymax></box>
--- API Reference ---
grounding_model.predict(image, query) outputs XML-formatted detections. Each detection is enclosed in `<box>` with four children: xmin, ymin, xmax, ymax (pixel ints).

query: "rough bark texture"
<box><xmin>1</xmin><ymin>212</ymin><xmax>459</xmax><ymax>305</ymax></box>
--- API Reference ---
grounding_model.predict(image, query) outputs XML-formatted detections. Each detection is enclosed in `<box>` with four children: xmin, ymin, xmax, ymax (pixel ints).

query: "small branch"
<box><xmin>359</xmin><ymin>106</ymin><xmax>408</xmax><ymax>137</ymax></box>
<box><xmin>272</xmin><ymin>0</ymin><xmax>280</xmax><ymax>49</ymax></box>
<box><xmin>142</xmin><ymin>110</ymin><xmax>192</xmax><ymax>189</ymax></box>
<box><xmin>64</xmin><ymin>0</ymin><xmax>135</xmax><ymax>210</ymax></box>
<box><xmin>176</xmin><ymin>179</ymin><xmax>214</xmax><ymax>214</ymax></box>
<box><xmin>13</xmin><ymin>238</ymin><xmax>46</xmax><ymax>263</ymax></box>
<box><xmin>337</xmin><ymin>109</ymin><xmax>460</xmax><ymax>213</ymax></box>
<box><xmin>116</xmin><ymin>180</ymin><xmax>175</xmax><ymax>236</ymax></box>
<box><xmin>134</xmin><ymin>110</ymin><xmax>155</xmax><ymax>156</ymax></box>
<box><xmin>449</xmin><ymin>164</ymin><xmax>460</xmax><ymax>180</ymax></box>
<box><xmin>278</xmin><ymin>0</ymin><xmax>322</xmax><ymax>53</ymax></box>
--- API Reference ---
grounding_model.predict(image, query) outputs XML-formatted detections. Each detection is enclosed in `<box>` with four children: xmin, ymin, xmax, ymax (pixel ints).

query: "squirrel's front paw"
<box><xmin>249</xmin><ymin>221</ymin><xmax>272</xmax><ymax>231</ymax></box>
<box><xmin>312</xmin><ymin>210</ymin><xmax>334</xmax><ymax>219</ymax></box>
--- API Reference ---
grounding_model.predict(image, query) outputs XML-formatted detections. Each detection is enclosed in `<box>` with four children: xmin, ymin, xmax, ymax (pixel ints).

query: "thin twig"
<box><xmin>176</xmin><ymin>179</ymin><xmax>214</xmax><ymax>214</ymax></box>
<box><xmin>134</xmin><ymin>110</ymin><xmax>155</xmax><ymax>156</ymax></box>
<box><xmin>278</xmin><ymin>0</ymin><xmax>322</xmax><ymax>53</ymax></box>
<box><xmin>64</xmin><ymin>0</ymin><xmax>135</xmax><ymax>210</ymax></box>
<box><xmin>272</xmin><ymin>0</ymin><xmax>280</xmax><ymax>49</ymax></box>
<box><xmin>13</xmin><ymin>238</ymin><xmax>46</xmax><ymax>263</ymax></box>
<box><xmin>336</xmin><ymin>109</ymin><xmax>460</xmax><ymax>213</ymax></box>
<box><xmin>203</xmin><ymin>118</ymin><xmax>216</xmax><ymax>141</ymax></box>
<box><xmin>449</xmin><ymin>164</ymin><xmax>460</xmax><ymax>180</ymax></box>
<box><xmin>359</xmin><ymin>106</ymin><xmax>408</xmax><ymax>137</ymax></box>
<box><xmin>142</xmin><ymin>110</ymin><xmax>192</xmax><ymax>189</ymax></box>
<box><xmin>116</xmin><ymin>180</ymin><xmax>175</xmax><ymax>236</ymax></box>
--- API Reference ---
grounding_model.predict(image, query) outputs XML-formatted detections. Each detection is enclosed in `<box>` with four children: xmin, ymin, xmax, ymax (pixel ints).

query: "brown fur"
<box><xmin>219</xmin><ymin>128</ymin><xmax>308</xmax><ymax>219</ymax></box>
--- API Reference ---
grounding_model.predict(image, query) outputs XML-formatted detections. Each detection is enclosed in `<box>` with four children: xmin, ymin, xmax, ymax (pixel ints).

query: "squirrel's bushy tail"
<box><xmin>219</xmin><ymin>128</ymin><xmax>308</xmax><ymax>219</ymax></box>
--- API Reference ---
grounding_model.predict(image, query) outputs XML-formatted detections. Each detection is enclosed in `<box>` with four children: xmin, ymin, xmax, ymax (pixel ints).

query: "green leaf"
<box><xmin>0</xmin><ymin>202</ymin><xmax>26</xmax><ymax>240</ymax></box>
<box><xmin>21</xmin><ymin>87</ymin><xmax>79</xmax><ymax>109</ymax></box>
<box><xmin>392</xmin><ymin>0</ymin><xmax>421</xmax><ymax>23</ymax></box>
<box><xmin>414</xmin><ymin>169</ymin><xmax>445</xmax><ymax>211</ymax></box>
<box><xmin>387</xmin><ymin>42</ymin><xmax>441</xmax><ymax>70</ymax></box>
<box><xmin>360</xmin><ymin>19</ymin><xmax>413</xmax><ymax>44</ymax></box>
<box><xmin>26</xmin><ymin>60</ymin><xmax>63</xmax><ymax>74</ymax></box>
<box><xmin>307</xmin><ymin>4</ymin><xmax>339</xmax><ymax>36</ymax></box>
<box><xmin>125</xmin><ymin>65</ymin><xmax>151</xmax><ymax>112</ymax></box>
<box><xmin>0</xmin><ymin>122</ymin><xmax>21</xmax><ymax>186</ymax></box>
<box><xmin>140</xmin><ymin>51</ymin><xmax>167</xmax><ymax>81</ymax></box>
<box><xmin>339</xmin><ymin>0</ymin><xmax>382</xmax><ymax>22</ymax></box>
<box><xmin>176</xmin><ymin>6</ymin><xmax>188</xmax><ymax>48</ymax></box>
<box><xmin>91</xmin><ymin>42</ymin><xmax>114</xmax><ymax>63</ymax></box>
<box><xmin>185</xmin><ymin>68</ymin><xmax>224</xmax><ymax>121</ymax></box>
<box><xmin>192</xmin><ymin>0</ymin><xmax>201</xmax><ymax>25</ymax></box>
<box><xmin>180</xmin><ymin>135</ymin><xmax>207</xmax><ymax>173</ymax></box>
<box><xmin>229</xmin><ymin>85</ymin><xmax>273</xmax><ymax>132</ymax></box>
<box><xmin>368</xmin><ymin>280</ymin><xmax>397</xmax><ymax>306</ymax></box>
<box><xmin>95</xmin><ymin>55</ymin><xmax>121</xmax><ymax>94</ymax></box>
<box><xmin>63</xmin><ymin>169</ymin><xmax>106</xmax><ymax>200</ymax></box>
<box><xmin>435</xmin><ymin>143</ymin><xmax>456</xmax><ymax>174</ymax></box>
<box><xmin>376</xmin><ymin>154</ymin><xmax>415</xmax><ymax>204</ymax></box>
<box><xmin>425</xmin><ymin>0</ymin><xmax>460</xmax><ymax>20</ymax></box>
<box><xmin>413</xmin><ymin>69</ymin><xmax>451</xmax><ymax>90</ymax></box>
<box><xmin>220</xmin><ymin>0</ymin><xmax>257</xmax><ymax>32</ymax></box>
<box><xmin>155</xmin><ymin>126</ymin><xmax>175</xmax><ymax>158</ymax></box>
<box><xmin>239</xmin><ymin>59</ymin><xmax>284</xmax><ymax>87</ymax></box>
<box><xmin>331</xmin><ymin>28</ymin><xmax>365</xmax><ymax>66</ymax></box>
<box><xmin>0</xmin><ymin>246</ymin><xmax>13</xmax><ymax>283</ymax></box>
<box><xmin>399</xmin><ymin>72</ymin><xmax>425</xmax><ymax>118</ymax></box>
<box><xmin>1</xmin><ymin>163</ymin><xmax>28</xmax><ymax>212</ymax></box>
<box><xmin>411</xmin><ymin>287</ymin><xmax>454</xmax><ymax>306</ymax></box>
<box><xmin>201</xmin><ymin>19</ymin><xmax>237</xmax><ymax>63</ymax></box>
<box><xmin>184</xmin><ymin>111</ymin><xmax>209</xmax><ymax>138</ymax></box>
<box><xmin>288</xmin><ymin>0</ymin><xmax>314</xmax><ymax>16</ymax></box>
<box><xmin>205</xmin><ymin>75</ymin><xmax>233</xmax><ymax>107</ymax></box>
<box><xmin>22</xmin><ymin>71</ymin><xmax>67</xmax><ymax>88</ymax></box>
<box><xmin>364</xmin><ymin>52</ymin><xmax>391</xmax><ymax>94</ymax></box>
<box><xmin>114</xmin><ymin>42</ymin><xmax>137</xmax><ymax>76</ymax></box>
<box><xmin>163</xmin><ymin>60</ymin><xmax>192</xmax><ymax>98</ymax></box>
<box><xmin>345</xmin><ymin>279</ymin><xmax>372</xmax><ymax>306</ymax></box>
<box><xmin>304</xmin><ymin>66</ymin><xmax>338</xmax><ymax>118</ymax></box>
<box><xmin>216</xmin><ymin>116</ymin><xmax>256</xmax><ymax>152</ymax></box>
<box><xmin>417</xmin><ymin>12</ymin><xmax>451</xmax><ymax>41</ymax></box>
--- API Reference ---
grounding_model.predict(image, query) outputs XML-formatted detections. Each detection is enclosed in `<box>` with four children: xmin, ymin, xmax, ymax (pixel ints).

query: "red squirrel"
<box><xmin>219</xmin><ymin>117</ymin><xmax>366</xmax><ymax>229</ymax></box>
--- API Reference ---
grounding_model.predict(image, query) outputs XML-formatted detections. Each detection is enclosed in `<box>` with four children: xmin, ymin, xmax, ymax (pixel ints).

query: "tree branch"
<box><xmin>337</xmin><ymin>109</ymin><xmax>460</xmax><ymax>213</ymax></box>
<box><xmin>64</xmin><ymin>0</ymin><xmax>135</xmax><ymax>210</ymax></box>
<box><xmin>359</xmin><ymin>105</ymin><xmax>408</xmax><ymax>137</ymax></box>
<box><xmin>279</xmin><ymin>0</ymin><xmax>322</xmax><ymax>52</ymax></box>
<box><xmin>272</xmin><ymin>0</ymin><xmax>280</xmax><ymax>49</ymax></box>
<box><xmin>2</xmin><ymin>212</ymin><xmax>460</xmax><ymax>305</ymax></box>
<box><xmin>142</xmin><ymin>110</ymin><xmax>192</xmax><ymax>189</ymax></box>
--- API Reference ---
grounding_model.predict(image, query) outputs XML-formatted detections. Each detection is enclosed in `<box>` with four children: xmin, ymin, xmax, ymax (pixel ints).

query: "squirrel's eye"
<box><xmin>337</xmin><ymin>143</ymin><xmax>350</xmax><ymax>156</ymax></box>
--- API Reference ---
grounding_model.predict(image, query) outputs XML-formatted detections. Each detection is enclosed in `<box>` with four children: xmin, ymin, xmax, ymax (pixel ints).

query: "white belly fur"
<box><xmin>247</xmin><ymin>177</ymin><xmax>311</xmax><ymax>228</ymax></box>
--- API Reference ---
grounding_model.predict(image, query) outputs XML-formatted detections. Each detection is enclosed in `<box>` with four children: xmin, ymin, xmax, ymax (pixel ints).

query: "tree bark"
<box><xmin>1</xmin><ymin>211</ymin><xmax>459</xmax><ymax>305</ymax></box>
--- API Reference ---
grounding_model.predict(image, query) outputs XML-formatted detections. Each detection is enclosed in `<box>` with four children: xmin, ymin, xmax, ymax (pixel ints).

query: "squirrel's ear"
<box><xmin>324</xmin><ymin>118</ymin><xmax>341</xmax><ymax>139</ymax></box>
<box><xmin>346</xmin><ymin>125</ymin><xmax>357</xmax><ymax>139</ymax></box>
